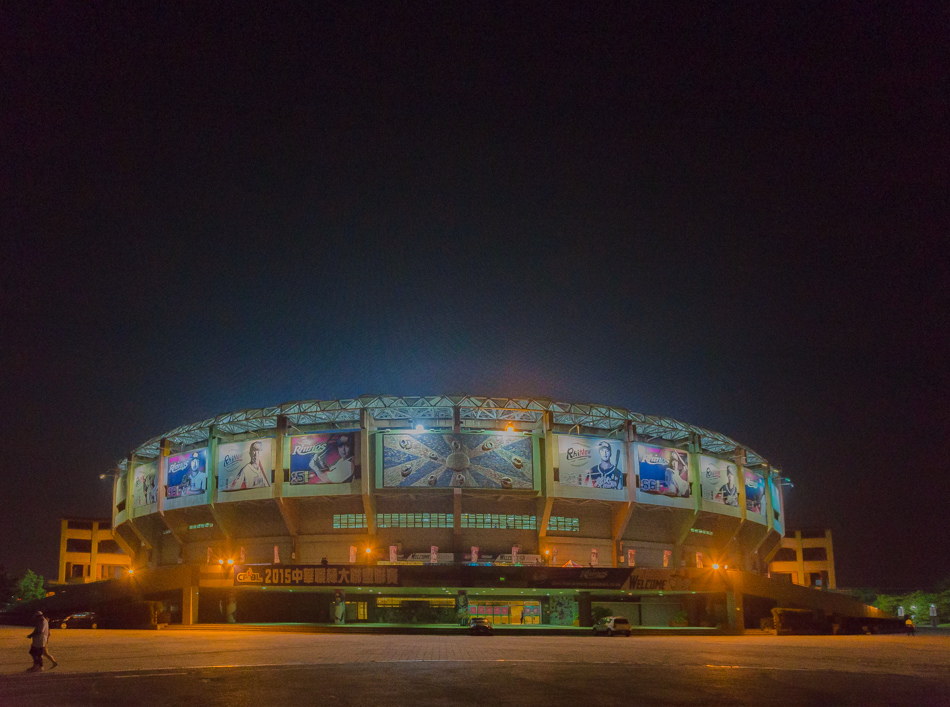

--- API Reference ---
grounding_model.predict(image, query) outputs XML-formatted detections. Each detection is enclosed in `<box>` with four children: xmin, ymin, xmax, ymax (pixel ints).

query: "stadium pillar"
<box><xmin>206</xmin><ymin>426</ymin><xmax>232</xmax><ymax>554</ymax></box>
<box><xmin>538</xmin><ymin>412</ymin><xmax>554</xmax><ymax>540</ymax></box>
<box><xmin>611</xmin><ymin>421</ymin><xmax>637</xmax><ymax>566</ymax></box>
<box><xmin>360</xmin><ymin>409</ymin><xmax>376</xmax><ymax>539</ymax></box>
<box><xmin>123</xmin><ymin>453</ymin><xmax>152</xmax><ymax>558</ymax></box>
<box><xmin>156</xmin><ymin>438</ymin><xmax>185</xmax><ymax>548</ymax></box>
<box><xmin>672</xmin><ymin>433</ymin><xmax>703</xmax><ymax>567</ymax></box>
<box><xmin>57</xmin><ymin>519</ymin><xmax>68</xmax><ymax>584</ymax></box>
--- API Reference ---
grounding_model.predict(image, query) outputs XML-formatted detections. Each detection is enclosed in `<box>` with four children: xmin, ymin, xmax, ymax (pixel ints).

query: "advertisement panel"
<box><xmin>769</xmin><ymin>475</ymin><xmax>784</xmax><ymax>534</ymax></box>
<box><xmin>699</xmin><ymin>455</ymin><xmax>740</xmax><ymax>509</ymax></box>
<box><xmin>164</xmin><ymin>448</ymin><xmax>209</xmax><ymax>509</ymax></box>
<box><xmin>635</xmin><ymin>444</ymin><xmax>692</xmax><ymax>509</ymax></box>
<box><xmin>382</xmin><ymin>432</ymin><xmax>534</xmax><ymax>488</ymax></box>
<box><xmin>217</xmin><ymin>438</ymin><xmax>274</xmax><ymax>501</ymax></box>
<box><xmin>290</xmin><ymin>432</ymin><xmax>360</xmax><ymax>485</ymax></box>
<box><xmin>132</xmin><ymin>461</ymin><xmax>158</xmax><ymax>508</ymax></box>
<box><xmin>556</xmin><ymin>435</ymin><xmax>625</xmax><ymax>490</ymax></box>
<box><xmin>744</xmin><ymin>468</ymin><xmax>767</xmax><ymax>521</ymax></box>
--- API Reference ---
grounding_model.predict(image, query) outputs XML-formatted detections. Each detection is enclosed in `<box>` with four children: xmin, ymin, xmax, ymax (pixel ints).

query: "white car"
<box><xmin>592</xmin><ymin>616</ymin><xmax>632</xmax><ymax>636</ymax></box>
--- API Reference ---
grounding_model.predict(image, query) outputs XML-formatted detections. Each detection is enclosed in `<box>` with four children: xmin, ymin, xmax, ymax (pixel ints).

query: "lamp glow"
<box><xmin>415</xmin><ymin>424</ymin><xmax>424</xmax><ymax>431</ymax></box>
<box><xmin>712</xmin><ymin>563</ymin><xmax>720</xmax><ymax>569</ymax></box>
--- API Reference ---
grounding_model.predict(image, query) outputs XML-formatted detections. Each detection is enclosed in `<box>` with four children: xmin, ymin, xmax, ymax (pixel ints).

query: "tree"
<box><xmin>14</xmin><ymin>570</ymin><xmax>46</xmax><ymax>604</ymax></box>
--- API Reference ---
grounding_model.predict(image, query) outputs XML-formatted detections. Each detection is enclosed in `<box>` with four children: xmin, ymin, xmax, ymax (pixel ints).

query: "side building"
<box><xmin>767</xmin><ymin>529</ymin><xmax>837</xmax><ymax>590</ymax></box>
<box><xmin>54</xmin><ymin>517</ymin><xmax>132</xmax><ymax>585</ymax></box>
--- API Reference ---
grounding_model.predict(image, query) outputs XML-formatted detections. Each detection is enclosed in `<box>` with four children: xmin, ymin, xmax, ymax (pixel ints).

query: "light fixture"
<box><xmin>415</xmin><ymin>423</ymin><xmax>424</xmax><ymax>431</ymax></box>
<box><xmin>218</xmin><ymin>559</ymin><xmax>224</xmax><ymax>565</ymax></box>
<box><xmin>506</xmin><ymin>424</ymin><xmax>514</xmax><ymax>432</ymax></box>
<box><xmin>227</xmin><ymin>559</ymin><xmax>234</xmax><ymax>565</ymax></box>
<box><xmin>712</xmin><ymin>563</ymin><xmax>720</xmax><ymax>569</ymax></box>
<box><xmin>128</xmin><ymin>569</ymin><xmax>134</xmax><ymax>575</ymax></box>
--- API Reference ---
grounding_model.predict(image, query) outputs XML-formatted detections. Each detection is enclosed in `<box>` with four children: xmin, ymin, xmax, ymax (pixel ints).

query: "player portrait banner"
<box><xmin>743</xmin><ymin>469</ymin><xmax>767</xmax><ymax>522</ymax></box>
<box><xmin>132</xmin><ymin>461</ymin><xmax>158</xmax><ymax>508</ymax></box>
<box><xmin>382</xmin><ymin>432</ymin><xmax>534</xmax><ymax>489</ymax></box>
<box><xmin>289</xmin><ymin>432</ymin><xmax>360</xmax><ymax>485</ymax></box>
<box><xmin>556</xmin><ymin>435</ymin><xmax>625</xmax><ymax>491</ymax></box>
<box><xmin>699</xmin><ymin>455</ymin><xmax>740</xmax><ymax>511</ymax></box>
<box><xmin>217</xmin><ymin>438</ymin><xmax>274</xmax><ymax>502</ymax></box>
<box><xmin>164</xmin><ymin>448</ymin><xmax>209</xmax><ymax>510</ymax></box>
<box><xmin>635</xmin><ymin>444</ymin><xmax>693</xmax><ymax>509</ymax></box>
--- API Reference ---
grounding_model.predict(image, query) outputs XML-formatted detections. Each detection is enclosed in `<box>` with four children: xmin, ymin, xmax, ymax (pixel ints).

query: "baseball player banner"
<box><xmin>382</xmin><ymin>432</ymin><xmax>534</xmax><ymax>489</ymax></box>
<box><xmin>635</xmin><ymin>444</ymin><xmax>693</xmax><ymax>509</ymax></box>
<box><xmin>132</xmin><ymin>461</ymin><xmax>158</xmax><ymax>508</ymax></box>
<box><xmin>289</xmin><ymin>432</ymin><xmax>361</xmax><ymax>485</ymax></box>
<box><xmin>699</xmin><ymin>455</ymin><xmax>741</xmax><ymax>510</ymax></box>
<box><xmin>556</xmin><ymin>435</ymin><xmax>625</xmax><ymax>491</ymax></box>
<box><xmin>164</xmin><ymin>448</ymin><xmax>209</xmax><ymax>510</ymax></box>
<box><xmin>743</xmin><ymin>468</ymin><xmax>767</xmax><ymax>522</ymax></box>
<box><xmin>217</xmin><ymin>438</ymin><xmax>274</xmax><ymax>502</ymax></box>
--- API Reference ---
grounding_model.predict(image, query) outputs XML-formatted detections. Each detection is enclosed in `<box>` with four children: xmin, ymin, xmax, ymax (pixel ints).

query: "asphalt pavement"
<box><xmin>1</xmin><ymin>626</ymin><xmax>948</xmax><ymax>705</ymax></box>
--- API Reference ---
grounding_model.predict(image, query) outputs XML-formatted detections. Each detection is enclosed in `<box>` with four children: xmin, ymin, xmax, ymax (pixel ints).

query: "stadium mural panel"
<box><xmin>769</xmin><ymin>475</ymin><xmax>784</xmax><ymax>535</ymax></box>
<box><xmin>132</xmin><ymin>460</ymin><xmax>158</xmax><ymax>509</ymax></box>
<box><xmin>635</xmin><ymin>443</ymin><xmax>693</xmax><ymax>509</ymax></box>
<box><xmin>699</xmin><ymin>454</ymin><xmax>741</xmax><ymax>517</ymax></box>
<box><xmin>744</xmin><ymin>468</ymin><xmax>767</xmax><ymax>523</ymax></box>
<box><xmin>216</xmin><ymin>438</ymin><xmax>274</xmax><ymax>502</ymax></box>
<box><xmin>382</xmin><ymin>432</ymin><xmax>535</xmax><ymax>489</ymax></box>
<box><xmin>289</xmin><ymin>432</ymin><xmax>360</xmax><ymax>485</ymax></box>
<box><xmin>556</xmin><ymin>435</ymin><xmax>625</xmax><ymax>491</ymax></box>
<box><xmin>164</xmin><ymin>448</ymin><xmax>209</xmax><ymax>510</ymax></box>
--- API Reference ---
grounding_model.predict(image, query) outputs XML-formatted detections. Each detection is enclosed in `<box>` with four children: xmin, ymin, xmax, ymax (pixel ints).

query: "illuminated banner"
<box><xmin>382</xmin><ymin>432</ymin><xmax>534</xmax><ymax>488</ymax></box>
<box><xmin>115</xmin><ymin>472</ymin><xmax>128</xmax><ymax>506</ymax></box>
<box><xmin>234</xmin><ymin>564</ymin><xmax>400</xmax><ymax>587</ymax></box>
<box><xmin>132</xmin><ymin>461</ymin><xmax>158</xmax><ymax>508</ymax></box>
<box><xmin>744</xmin><ymin>469</ymin><xmax>767</xmax><ymax>521</ymax></box>
<box><xmin>699</xmin><ymin>455</ymin><xmax>740</xmax><ymax>508</ymax></box>
<box><xmin>165</xmin><ymin>448</ymin><xmax>209</xmax><ymax>509</ymax></box>
<box><xmin>556</xmin><ymin>435</ymin><xmax>625</xmax><ymax>490</ymax></box>
<box><xmin>290</xmin><ymin>432</ymin><xmax>360</xmax><ymax>484</ymax></box>
<box><xmin>635</xmin><ymin>444</ymin><xmax>692</xmax><ymax>509</ymax></box>
<box><xmin>217</xmin><ymin>438</ymin><xmax>273</xmax><ymax>501</ymax></box>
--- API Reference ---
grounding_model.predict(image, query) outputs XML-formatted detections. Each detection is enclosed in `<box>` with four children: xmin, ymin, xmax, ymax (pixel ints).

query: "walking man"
<box><xmin>26</xmin><ymin>611</ymin><xmax>57</xmax><ymax>672</ymax></box>
<box><xmin>930</xmin><ymin>604</ymin><xmax>938</xmax><ymax>629</ymax></box>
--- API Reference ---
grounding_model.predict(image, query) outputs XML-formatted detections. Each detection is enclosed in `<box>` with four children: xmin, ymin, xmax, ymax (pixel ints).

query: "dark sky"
<box><xmin>1</xmin><ymin>2</ymin><xmax>947</xmax><ymax>590</ymax></box>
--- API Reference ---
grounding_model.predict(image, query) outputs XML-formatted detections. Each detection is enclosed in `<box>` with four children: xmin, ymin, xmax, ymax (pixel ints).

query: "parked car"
<box><xmin>592</xmin><ymin>616</ymin><xmax>631</xmax><ymax>636</ymax></box>
<box><xmin>54</xmin><ymin>612</ymin><xmax>99</xmax><ymax>629</ymax></box>
<box><xmin>469</xmin><ymin>617</ymin><xmax>493</xmax><ymax>635</ymax></box>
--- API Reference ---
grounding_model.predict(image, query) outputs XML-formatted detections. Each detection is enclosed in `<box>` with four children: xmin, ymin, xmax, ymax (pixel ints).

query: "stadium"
<box><xmin>105</xmin><ymin>395</ymin><xmax>874</xmax><ymax>630</ymax></box>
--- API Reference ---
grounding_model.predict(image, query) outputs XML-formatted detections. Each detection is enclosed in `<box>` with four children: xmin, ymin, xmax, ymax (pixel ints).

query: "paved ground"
<box><xmin>1</xmin><ymin>626</ymin><xmax>948</xmax><ymax>705</ymax></box>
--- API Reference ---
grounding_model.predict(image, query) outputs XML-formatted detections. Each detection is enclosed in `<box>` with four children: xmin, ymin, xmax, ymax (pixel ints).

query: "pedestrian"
<box><xmin>930</xmin><ymin>604</ymin><xmax>938</xmax><ymax>629</ymax></box>
<box><xmin>897</xmin><ymin>605</ymin><xmax>904</xmax><ymax>618</ymax></box>
<box><xmin>26</xmin><ymin>611</ymin><xmax>57</xmax><ymax>672</ymax></box>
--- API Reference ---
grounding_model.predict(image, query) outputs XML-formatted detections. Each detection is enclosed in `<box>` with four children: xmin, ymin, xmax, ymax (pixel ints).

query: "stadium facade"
<box><xmin>107</xmin><ymin>395</ymin><xmax>870</xmax><ymax>629</ymax></box>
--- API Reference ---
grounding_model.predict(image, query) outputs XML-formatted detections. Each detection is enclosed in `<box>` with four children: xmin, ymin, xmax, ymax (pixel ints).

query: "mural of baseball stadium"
<box><xmin>105</xmin><ymin>396</ymin><xmax>881</xmax><ymax>631</ymax></box>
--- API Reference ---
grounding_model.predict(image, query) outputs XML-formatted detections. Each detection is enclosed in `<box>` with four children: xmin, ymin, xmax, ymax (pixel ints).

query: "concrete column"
<box><xmin>824</xmin><ymin>530</ymin><xmax>837</xmax><ymax>590</ymax></box>
<box><xmin>90</xmin><ymin>522</ymin><xmax>100</xmax><ymax>581</ymax></box>
<box><xmin>578</xmin><ymin>591</ymin><xmax>592</xmax><ymax>627</ymax></box>
<box><xmin>57</xmin><ymin>519</ymin><xmax>69</xmax><ymax>584</ymax></box>
<box><xmin>182</xmin><ymin>585</ymin><xmax>199</xmax><ymax>625</ymax></box>
<box><xmin>795</xmin><ymin>531</ymin><xmax>805</xmax><ymax>587</ymax></box>
<box><xmin>727</xmin><ymin>590</ymin><xmax>744</xmax><ymax>633</ymax></box>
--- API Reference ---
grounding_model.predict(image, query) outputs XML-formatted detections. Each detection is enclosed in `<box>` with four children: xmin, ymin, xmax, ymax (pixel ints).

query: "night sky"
<box><xmin>2</xmin><ymin>3</ymin><xmax>947</xmax><ymax>590</ymax></box>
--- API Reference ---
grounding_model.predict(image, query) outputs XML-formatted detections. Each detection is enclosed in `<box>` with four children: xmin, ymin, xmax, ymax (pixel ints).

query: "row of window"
<box><xmin>331</xmin><ymin>514</ymin><xmax>580</xmax><ymax>532</ymax></box>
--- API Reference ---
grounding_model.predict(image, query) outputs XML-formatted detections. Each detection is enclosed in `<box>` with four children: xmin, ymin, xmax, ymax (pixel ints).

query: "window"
<box><xmin>547</xmin><ymin>517</ymin><xmax>580</xmax><ymax>532</ymax></box>
<box><xmin>802</xmin><ymin>547</ymin><xmax>828</xmax><ymax>561</ymax></box>
<box><xmin>66</xmin><ymin>539</ymin><xmax>93</xmax><ymax>553</ymax></box>
<box><xmin>97</xmin><ymin>540</ymin><xmax>122</xmax><ymax>554</ymax></box>
<box><xmin>332</xmin><ymin>514</ymin><xmax>367</xmax><ymax>529</ymax></box>
<box><xmin>460</xmin><ymin>514</ymin><xmax>537</xmax><ymax>530</ymax></box>
<box><xmin>376</xmin><ymin>513</ymin><xmax>453</xmax><ymax>528</ymax></box>
<box><xmin>772</xmin><ymin>547</ymin><xmax>797</xmax><ymax>562</ymax></box>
